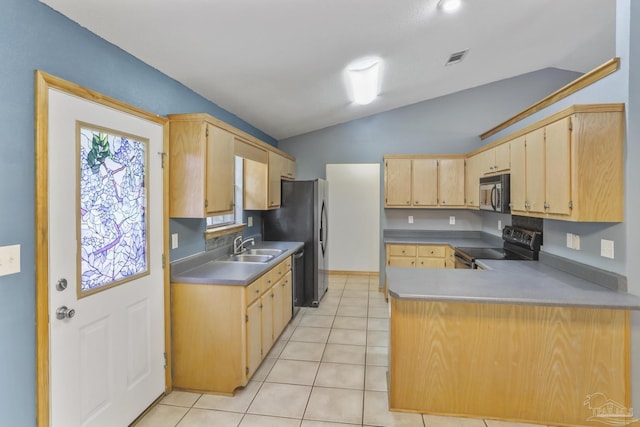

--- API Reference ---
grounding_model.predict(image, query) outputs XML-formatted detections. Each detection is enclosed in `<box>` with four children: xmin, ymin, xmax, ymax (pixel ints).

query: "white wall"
<box><xmin>326</xmin><ymin>164</ymin><xmax>380</xmax><ymax>272</ymax></box>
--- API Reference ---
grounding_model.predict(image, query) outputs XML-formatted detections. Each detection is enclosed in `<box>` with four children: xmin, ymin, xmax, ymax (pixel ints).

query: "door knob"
<box><xmin>56</xmin><ymin>306</ymin><xmax>76</xmax><ymax>320</ymax></box>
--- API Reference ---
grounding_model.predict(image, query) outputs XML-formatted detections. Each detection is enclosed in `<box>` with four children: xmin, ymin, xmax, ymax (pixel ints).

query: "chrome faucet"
<box><xmin>233</xmin><ymin>236</ymin><xmax>255</xmax><ymax>254</ymax></box>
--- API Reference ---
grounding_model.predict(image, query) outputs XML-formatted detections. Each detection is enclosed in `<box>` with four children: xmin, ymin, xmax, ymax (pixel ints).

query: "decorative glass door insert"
<box><xmin>77</xmin><ymin>123</ymin><xmax>149</xmax><ymax>296</ymax></box>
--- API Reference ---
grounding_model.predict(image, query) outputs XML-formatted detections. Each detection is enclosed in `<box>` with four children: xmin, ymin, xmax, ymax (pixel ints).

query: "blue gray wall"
<box><xmin>0</xmin><ymin>0</ymin><xmax>275</xmax><ymax>424</ymax></box>
<box><xmin>279</xmin><ymin>67</ymin><xmax>582</xmax><ymax>274</ymax></box>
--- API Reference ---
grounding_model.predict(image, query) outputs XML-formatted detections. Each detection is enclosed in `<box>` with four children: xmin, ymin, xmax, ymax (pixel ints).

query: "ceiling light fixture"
<box><xmin>347</xmin><ymin>58</ymin><xmax>382</xmax><ymax>105</ymax></box>
<box><xmin>439</xmin><ymin>0</ymin><xmax>462</xmax><ymax>13</ymax></box>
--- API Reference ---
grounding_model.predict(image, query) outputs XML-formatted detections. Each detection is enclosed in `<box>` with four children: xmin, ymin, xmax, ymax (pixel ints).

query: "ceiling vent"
<box><xmin>445</xmin><ymin>49</ymin><xmax>469</xmax><ymax>66</ymax></box>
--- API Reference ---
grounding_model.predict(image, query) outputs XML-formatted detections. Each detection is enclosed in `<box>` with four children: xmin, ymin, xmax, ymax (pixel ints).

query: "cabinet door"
<box><xmin>388</xmin><ymin>257</ymin><xmax>415</xmax><ymax>268</ymax></box>
<box><xmin>243</xmin><ymin>158</ymin><xmax>269</xmax><ymax>210</ymax></box>
<box><xmin>271</xmin><ymin>279</ymin><xmax>284</xmax><ymax>340</ymax></box>
<box><xmin>284</xmin><ymin>158</ymin><xmax>296</xmax><ymax>180</ymax></box>
<box><xmin>417</xmin><ymin>258</ymin><xmax>446</xmax><ymax>269</ymax></box>
<box><xmin>385</xmin><ymin>159</ymin><xmax>412</xmax><ymax>207</ymax></box>
<box><xmin>261</xmin><ymin>293</ymin><xmax>274</xmax><ymax>356</ymax></box>
<box><xmin>438</xmin><ymin>159</ymin><xmax>465</xmax><ymax>206</ymax></box>
<box><xmin>412</xmin><ymin>159</ymin><xmax>438</xmax><ymax>206</ymax></box>
<box><xmin>525</xmin><ymin>128</ymin><xmax>546</xmax><ymax>214</ymax></box>
<box><xmin>268</xmin><ymin>151</ymin><xmax>284</xmax><ymax>208</ymax></box>
<box><xmin>510</xmin><ymin>135</ymin><xmax>527</xmax><ymax>212</ymax></box>
<box><xmin>479</xmin><ymin>149</ymin><xmax>494</xmax><ymax>175</ymax></box>
<box><xmin>494</xmin><ymin>143</ymin><xmax>511</xmax><ymax>172</ymax></box>
<box><xmin>281</xmin><ymin>271</ymin><xmax>293</xmax><ymax>327</ymax></box>
<box><xmin>206</xmin><ymin>124</ymin><xmax>235</xmax><ymax>215</ymax></box>
<box><xmin>246</xmin><ymin>300</ymin><xmax>262</xmax><ymax>378</ymax></box>
<box><xmin>465</xmin><ymin>155</ymin><xmax>481</xmax><ymax>207</ymax></box>
<box><xmin>545</xmin><ymin>117</ymin><xmax>572</xmax><ymax>216</ymax></box>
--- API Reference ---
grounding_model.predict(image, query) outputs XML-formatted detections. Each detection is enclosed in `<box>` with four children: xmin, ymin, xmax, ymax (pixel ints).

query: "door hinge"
<box><xmin>206</xmin><ymin>127</ymin><xmax>209</xmax><ymax>137</ymax></box>
<box><xmin>157</xmin><ymin>151</ymin><xmax>167</xmax><ymax>168</ymax></box>
<box><xmin>163</xmin><ymin>352</ymin><xmax>167</xmax><ymax>369</ymax></box>
<box><xmin>245</xmin><ymin>314</ymin><xmax>248</xmax><ymax>322</ymax></box>
<box><xmin>568</xmin><ymin>120</ymin><xmax>573</xmax><ymax>131</ymax></box>
<box><xmin>569</xmin><ymin>200</ymin><xmax>573</xmax><ymax>209</ymax></box>
<box><xmin>246</xmin><ymin>366</ymin><xmax>249</xmax><ymax>375</ymax></box>
<box><xmin>162</xmin><ymin>253</ymin><xmax>166</xmax><ymax>269</ymax></box>
<box><xmin>204</xmin><ymin>199</ymin><xmax>208</xmax><ymax>208</ymax></box>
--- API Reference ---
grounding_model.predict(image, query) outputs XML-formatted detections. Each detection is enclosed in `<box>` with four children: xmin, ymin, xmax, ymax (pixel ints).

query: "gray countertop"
<box><xmin>170</xmin><ymin>241</ymin><xmax>304</xmax><ymax>286</ymax></box>
<box><xmin>384</xmin><ymin>229</ymin><xmax>640</xmax><ymax>310</ymax></box>
<box><xmin>387</xmin><ymin>259</ymin><xmax>640</xmax><ymax>311</ymax></box>
<box><xmin>383</xmin><ymin>229</ymin><xmax>503</xmax><ymax>248</ymax></box>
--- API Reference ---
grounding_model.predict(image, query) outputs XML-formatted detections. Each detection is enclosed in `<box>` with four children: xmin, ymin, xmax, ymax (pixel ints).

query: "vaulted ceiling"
<box><xmin>40</xmin><ymin>0</ymin><xmax>616</xmax><ymax>140</ymax></box>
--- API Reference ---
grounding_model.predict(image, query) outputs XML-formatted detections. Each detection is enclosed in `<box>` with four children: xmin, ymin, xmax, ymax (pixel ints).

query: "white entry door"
<box><xmin>47</xmin><ymin>88</ymin><xmax>165</xmax><ymax>427</ymax></box>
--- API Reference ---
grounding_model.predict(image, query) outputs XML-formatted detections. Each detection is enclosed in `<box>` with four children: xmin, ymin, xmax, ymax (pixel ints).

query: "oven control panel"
<box><xmin>502</xmin><ymin>225</ymin><xmax>541</xmax><ymax>251</ymax></box>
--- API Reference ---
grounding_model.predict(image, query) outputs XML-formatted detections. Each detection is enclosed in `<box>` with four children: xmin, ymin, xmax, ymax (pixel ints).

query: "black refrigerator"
<box><xmin>263</xmin><ymin>179</ymin><xmax>328</xmax><ymax>307</ymax></box>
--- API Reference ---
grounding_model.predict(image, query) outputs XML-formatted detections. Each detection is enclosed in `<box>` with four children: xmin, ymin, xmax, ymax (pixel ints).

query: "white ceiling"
<box><xmin>40</xmin><ymin>0</ymin><xmax>616</xmax><ymax>140</ymax></box>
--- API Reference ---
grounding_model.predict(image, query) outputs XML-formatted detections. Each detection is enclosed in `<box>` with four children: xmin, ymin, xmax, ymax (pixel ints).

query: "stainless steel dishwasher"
<box><xmin>291</xmin><ymin>249</ymin><xmax>305</xmax><ymax>317</ymax></box>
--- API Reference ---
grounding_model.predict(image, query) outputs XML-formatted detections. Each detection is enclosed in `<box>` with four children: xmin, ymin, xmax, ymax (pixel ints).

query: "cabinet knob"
<box><xmin>415</xmin><ymin>200</ymin><xmax>419</xmax><ymax>204</ymax></box>
<box><xmin>255</xmin><ymin>289</ymin><xmax>260</xmax><ymax>294</ymax></box>
<box><xmin>442</xmin><ymin>200</ymin><xmax>446</xmax><ymax>204</ymax></box>
<box><xmin>544</xmin><ymin>202</ymin><xmax>549</xmax><ymax>209</ymax></box>
<box><xmin>406</xmin><ymin>201</ymin><xmax>410</xmax><ymax>204</ymax></box>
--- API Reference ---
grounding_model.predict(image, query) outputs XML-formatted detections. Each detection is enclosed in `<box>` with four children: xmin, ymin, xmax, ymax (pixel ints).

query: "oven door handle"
<box><xmin>454</xmin><ymin>253</ymin><xmax>474</xmax><ymax>269</ymax></box>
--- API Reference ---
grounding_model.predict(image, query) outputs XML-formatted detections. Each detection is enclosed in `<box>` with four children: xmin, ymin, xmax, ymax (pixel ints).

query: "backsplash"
<box><xmin>205</xmin><ymin>231</ymin><xmax>244</xmax><ymax>252</ymax></box>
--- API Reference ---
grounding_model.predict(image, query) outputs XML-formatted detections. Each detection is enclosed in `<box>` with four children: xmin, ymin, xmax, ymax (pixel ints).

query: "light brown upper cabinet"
<box><xmin>508</xmin><ymin>106</ymin><xmax>623</xmax><ymax>221</ymax></box>
<box><xmin>384</xmin><ymin>158</ymin><xmax>412</xmax><ymax>207</ymax></box>
<box><xmin>464</xmin><ymin>154</ymin><xmax>481</xmax><ymax>208</ymax></box>
<box><xmin>244</xmin><ymin>150</ymin><xmax>296</xmax><ymax>210</ymax></box>
<box><xmin>384</xmin><ymin>156</ymin><xmax>465</xmax><ymax>208</ymax></box>
<box><xmin>169</xmin><ymin>116</ymin><xmax>235</xmax><ymax>218</ymax></box>
<box><xmin>412</xmin><ymin>159</ymin><xmax>438</xmax><ymax>207</ymax></box>
<box><xmin>480</xmin><ymin>143</ymin><xmax>510</xmax><ymax>175</ymax></box>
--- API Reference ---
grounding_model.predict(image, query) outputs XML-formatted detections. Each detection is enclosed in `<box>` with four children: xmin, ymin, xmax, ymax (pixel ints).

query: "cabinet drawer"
<box><xmin>417</xmin><ymin>246</ymin><xmax>445</xmax><ymax>258</ymax></box>
<box><xmin>262</xmin><ymin>270</ymin><xmax>275</xmax><ymax>294</ymax></box>
<box><xmin>388</xmin><ymin>257</ymin><xmax>416</xmax><ymax>268</ymax></box>
<box><xmin>246</xmin><ymin>278</ymin><xmax>262</xmax><ymax>304</ymax></box>
<box><xmin>388</xmin><ymin>245</ymin><xmax>417</xmax><ymax>257</ymax></box>
<box><xmin>417</xmin><ymin>258</ymin><xmax>446</xmax><ymax>269</ymax></box>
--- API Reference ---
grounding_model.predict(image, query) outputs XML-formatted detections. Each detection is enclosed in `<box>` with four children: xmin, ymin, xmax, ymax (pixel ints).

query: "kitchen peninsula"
<box><xmin>385</xmin><ymin>235</ymin><xmax>640</xmax><ymax>426</ymax></box>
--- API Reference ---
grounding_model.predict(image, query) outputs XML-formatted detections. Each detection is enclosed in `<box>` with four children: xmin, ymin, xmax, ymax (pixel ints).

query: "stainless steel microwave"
<box><xmin>479</xmin><ymin>174</ymin><xmax>510</xmax><ymax>213</ymax></box>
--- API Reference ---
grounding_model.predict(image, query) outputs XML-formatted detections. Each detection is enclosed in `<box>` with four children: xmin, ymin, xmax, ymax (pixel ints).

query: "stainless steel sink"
<box><xmin>245</xmin><ymin>248</ymin><xmax>283</xmax><ymax>256</ymax></box>
<box><xmin>226</xmin><ymin>254</ymin><xmax>273</xmax><ymax>263</ymax></box>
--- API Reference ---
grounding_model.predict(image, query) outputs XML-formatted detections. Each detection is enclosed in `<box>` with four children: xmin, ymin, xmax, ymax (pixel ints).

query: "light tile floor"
<box><xmin>136</xmin><ymin>275</ymin><xmax>552</xmax><ymax>427</ymax></box>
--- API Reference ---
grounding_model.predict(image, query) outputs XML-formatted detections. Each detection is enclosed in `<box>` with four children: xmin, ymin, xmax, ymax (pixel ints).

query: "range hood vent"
<box><xmin>445</xmin><ymin>49</ymin><xmax>469</xmax><ymax>66</ymax></box>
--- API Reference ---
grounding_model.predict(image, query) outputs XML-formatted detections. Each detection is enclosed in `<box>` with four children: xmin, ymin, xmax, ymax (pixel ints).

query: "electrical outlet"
<box><xmin>601</xmin><ymin>239</ymin><xmax>614</xmax><ymax>259</ymax></box>
<box><xmin>0</xmin><ymin>244</ymin><xmax>21</xmax><ymax>277</ymax></box>
<box><xmin>572</xmin><ymin>234</ymin><xmax>581</xmax><ymax>250</ymax></box>
<box><xmin>566</xmin><ymin>233</ymin><xmax>573</xmax><ymax>248</ymax></box>
<box><xmin>248</xmin><ymin>216</ymin><xmax>253</xmax><ymax>227</ymax></box>
<box><xmin>171</xmin><ymin>233</ymin><xmax>179</xmax><ymax>249</ymax></box>
<box><xmin>449</xmin><ymin>216</ymin><xmax>455</xmax><ymax>225</ymax></box>
<box><xmin>408</xmin><ymin>216</ymin><xmax>414</xmax><ymax>224</ymax></box>
<box><xmin>498</xmin><ymin>220</ymin><xmax>502</xmax><ymax>230</ymax></box>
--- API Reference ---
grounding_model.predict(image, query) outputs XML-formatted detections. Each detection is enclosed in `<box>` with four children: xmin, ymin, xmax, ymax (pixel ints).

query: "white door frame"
<box><xmin>35</xmin><ymin>71</ymin><xmax>171</xmax><ymax>427</ymax></box>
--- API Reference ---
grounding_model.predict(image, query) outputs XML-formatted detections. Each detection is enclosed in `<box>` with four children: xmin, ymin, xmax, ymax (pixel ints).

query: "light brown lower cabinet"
<box><xmin>389</xmin><ymin>297</ymin><xmax>630</xmax><ymax>426</ymax></box>
<box><xmin>171</xmin><ymin>257</ymin><xmax>292</xmax><ymax>394</ymax></box>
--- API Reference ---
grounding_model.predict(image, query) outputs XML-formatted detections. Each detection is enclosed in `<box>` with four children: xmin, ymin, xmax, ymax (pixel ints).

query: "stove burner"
<box><xmin>454</xmin><ymin>225</ymin><xmax>542</xmax><ymax>268</ymax></box>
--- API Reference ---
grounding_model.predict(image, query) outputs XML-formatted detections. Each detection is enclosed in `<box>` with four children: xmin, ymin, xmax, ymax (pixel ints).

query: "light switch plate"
<box><xmin>248</xmin><ymin>216</ymin><xmax>253</xmax><ymax>227</ymax></box>
<box><xmin>171</xmin><ymin>233</ymin><xmax>179</xmax><ymax>249</ymax></box>
<box><xmin>498</xmin><ymin>220</ymin><xmax>502</xmax><ymax>230</ymax></box>
<box><xmin>0</xmin><ymin>244</ymin><xmax>21</xmax><ymax>277</ymax></box>
<box><xmin>566</xmin><ymin>233</ymin><xmax>573</xmax><ymax>248</ymax></box>
<box><xmin>408</xmin><ymin>216</ymin><xmax>414</xmax><ymax>224</ymax></box>
<box><xmin>601</xmin><ymin>239</ymin><xmax>614</xmax><ymax>259</ymax></box>
<box><xmin>449</xmin><ymin>216</ymin><xmax>455</xmax><ymax>225</ymax></box>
